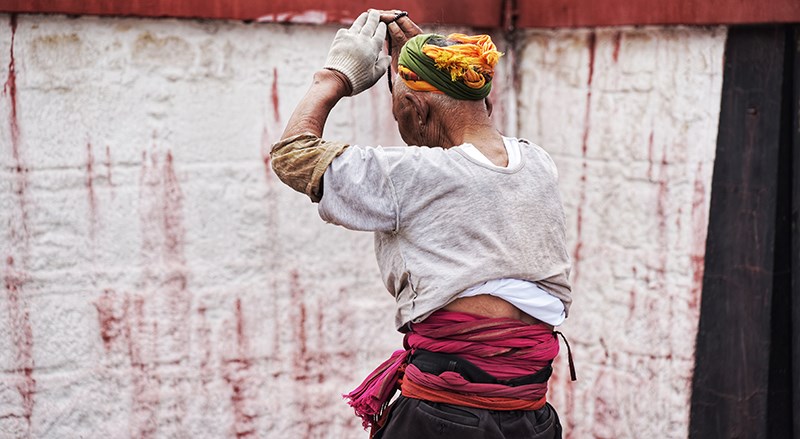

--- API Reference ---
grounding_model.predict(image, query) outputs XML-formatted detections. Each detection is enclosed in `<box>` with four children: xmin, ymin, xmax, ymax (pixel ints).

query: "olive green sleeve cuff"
<box><xmin>270</xmin><ymin>133</ymin><xmax>350</xmax><ymax>203</ymax></box>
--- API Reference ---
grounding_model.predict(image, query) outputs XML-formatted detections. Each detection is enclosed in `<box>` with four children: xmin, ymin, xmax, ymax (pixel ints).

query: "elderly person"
<box><xmin>271</xmin><ymin>10</ymin><xmax>573</xmax><ymax>439</ymax></box>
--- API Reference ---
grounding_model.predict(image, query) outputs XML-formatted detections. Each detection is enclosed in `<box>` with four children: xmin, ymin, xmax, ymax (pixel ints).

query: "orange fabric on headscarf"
<box><xmin>421</xmin><ymin>34</ymin><xmax>501</xmax><ymax>89</ymax></box>
<box><xmin>397</xmin><ymin>33</ymin><xmax>503</xmax><ymax>100</ymax></box>
<box><xmin>398</xmin><ymin>65</ymin><xmax>444</xmax><ymax>93</ymax></box>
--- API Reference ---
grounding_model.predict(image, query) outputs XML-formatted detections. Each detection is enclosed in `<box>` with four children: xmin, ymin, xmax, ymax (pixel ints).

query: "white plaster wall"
<box><xmin>516</xmin><ymin>27</ymin><xmax>725</xmax><ymax>438</ymax></box>
<box><xmin>0</xmin><ymin>13</ymin><xmax>724</xmax><ymax>439</ymax></box>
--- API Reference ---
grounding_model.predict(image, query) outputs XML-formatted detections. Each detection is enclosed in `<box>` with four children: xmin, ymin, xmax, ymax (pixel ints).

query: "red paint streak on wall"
<box><xmin>289</xmin><ymin>270</ymin><xmax>312</xmax><ymax>438</ymax></box>
<box><xmin>86</xmin><ymin>142</ymin><xmax>98</xmax><ymax>239</ymax></box>
<box><xmin>162</xmin><ymin>152</ymin><xmax>185</xmax><ymax>259</ymax></box>
<box><xmin>126</xmin><ymin>294</ymin><xmax>159</xmax><ymax>439</ymax></box>
<box><xmin>223</xmin><ymin>298</ymin><xmax>257</xmax><ymax>438</ymax></box>
<box><xmin>131</xmin><ymin>146</ymin><xmax>193</xmax><ymax>437</ymax></box>
<box><xmin>94</xmin><ymin>289</ymin><xmax>125</xmax><ymax>350</ymax></box>
<box><xmin>571</xmin><ymin>31</ymin><xmax>596</xmax><ymax>286</ymax></box>
<box><xmin>5</xmin><ymin>15</ymin><xmax>19</xmax><ymax>152</ymax></box>
<box><xmin>628</xmin><ymin>266</ymin><xmax>638</xmax><ymax>320</ymax></box>
<box><xmin>5</xmin><ymin>14</ymin><xmax>28</xmax><ymax>237</ymax></box>
<box><xmin>688</xmin><ymin>162</ymin><xmax>707</xmax><ymax>311</ymax></box>
<box><xmin>134</xmin><ymin>151</ymin><xmax>160</xmax><ymax>438</ymax></box>
<box><xmin>689</xmin><ymin>254</ymin><xmax>704</xmax><ymax>310</ymax></box>
<box><xmin>612</xmin><ymin>31</ymin><xmax>622</xmax><ymax>62</ymax></box>
<box><xmin>290</xmin><ymin>270</ymin><xmax>308</xmax><ymax>375</ymax></box>
<box><xmin>196</xmin><ymin>305</ymin><xmax>213</xmax><ymax>389</ymax></box>
<box><xmin>656</xmin><ymin>145</ymin><xmax>669</xmax><ymax>287</ymax></box>
<box><xmin>159</xmin><ymin>150</ymin><xmax>191</xmax><ymax>432</ymax></box>
<box><xmin>270</xmin><ymin>280</ymin><xmax>281</xmax><ymax>361</ymax></box>
<box><xmin>142</xmin><ymin>147</ymin><xmax>191</xmax><ymax>348</ymax></box>
<box><xmin>656</xmin><ymin>160</ymin><xmax>668</xmax><ymax>235</ymax></box>
<box><xmin>271</xmin><ymin>68</ymin><xmax>280</xmax><ymax>124</ymax></box>
<box><xmin>3</xmin><ymin>16</ymin><xmax>36</xmax><ymax>435</ymax></box>
<box><xmin>591</xmin><ymin>370</ymin><xmax>614</xmax><ymax>437</ymax></box>
<box><xmin>581</xmin><ymin>32</ymin><xmax>596</xmax><ymax>156</ymax></box>
<box><xmin>3</xmin><ymin>256</ymin><xmax>35</xmax><ymax>434</ymax></box>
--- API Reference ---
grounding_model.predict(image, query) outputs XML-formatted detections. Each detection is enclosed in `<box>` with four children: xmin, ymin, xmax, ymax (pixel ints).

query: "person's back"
<box><xmin>318</xmin><ymin>138</ymin><xmax>571</xmax><ymax>330</ymax></box>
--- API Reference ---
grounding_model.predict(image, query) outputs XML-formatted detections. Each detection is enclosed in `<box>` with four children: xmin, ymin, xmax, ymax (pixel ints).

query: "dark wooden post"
<box><xmin>766</xmin><ymin>25</ymin><xmax>796</xmax><ymax>439</ymax></box>
<box><xmin>791</xmin><ymin>26</ymin><xmax>800</xmax><ymax>439</ymax></box>
<box><xmin>689</xmin><ymin>26</ymin><xmax>791</xmax><ymax>439</ymax></box>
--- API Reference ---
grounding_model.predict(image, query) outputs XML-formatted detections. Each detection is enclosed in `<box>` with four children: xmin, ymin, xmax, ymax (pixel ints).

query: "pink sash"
<box><xmin>344</xmin><ymin>311</ymin><xmax>560</xmax><ymax>430</ymax></box>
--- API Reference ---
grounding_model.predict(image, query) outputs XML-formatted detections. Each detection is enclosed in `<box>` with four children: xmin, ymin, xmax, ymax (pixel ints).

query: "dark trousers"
<box><xmin>372</xmin><ymin>396</ymin><xmax>562</xmax><ymax>439</ymax></box>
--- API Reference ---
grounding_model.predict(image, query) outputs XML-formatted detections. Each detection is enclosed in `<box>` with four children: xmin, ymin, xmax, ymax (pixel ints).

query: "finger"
<box><xmin>387</xmin><ymin>21</ymin><xmax>406</xmax><ymax>46</ymax></box>
<box><xmin>372</xmin><ymin>22</ymin><xmax>387</xmax><ymax>44</ymax></box>
<box><xmin>360</xmin><ymin>9</ymin><xmax>380</xmax><ymax>36</ymax></box>
<box><xmin>349</xmin><ymin>11</ymin><xmax>368</xmax><ymax>32</ymax></box>
<box><xmin>334</xmin><ymin>28</ymin><xmax>348</xmax><ymax>40</ymax></box>
<box><xmin>387</xmin><ymin>23</ymin><xmax>402</xmax><ymax>73</ymax></box>
<box><xmin>378</xmin><ymin>10</ymin><xmax>404</xmax><ymax>22</ymax></box>
<box><xmin>396</xmin><ymin>16</ymin><xmax>423</xmax><ymax>38</ymax></box>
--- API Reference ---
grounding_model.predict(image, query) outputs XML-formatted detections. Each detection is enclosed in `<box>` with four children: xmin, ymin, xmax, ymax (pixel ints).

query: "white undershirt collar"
<box><xmin>459</xmin><ymin>137</ymin><xmax>521</xmax><ymax>169</ymax></box>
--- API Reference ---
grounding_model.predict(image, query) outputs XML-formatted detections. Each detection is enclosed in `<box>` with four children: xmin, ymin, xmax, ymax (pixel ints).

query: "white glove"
<box><xmin>324</xmin><ymin>10</ymin><xmax>391</xmax><ymax>96</ymax></box>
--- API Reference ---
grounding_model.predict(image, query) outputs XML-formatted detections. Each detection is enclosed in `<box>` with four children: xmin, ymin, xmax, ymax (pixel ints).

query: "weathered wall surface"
<box><xmin>0</xmin><ymin>13</ymin><xmax>724</xmax><ymax>439</ymax></box>
<box><xmin>517</xmin><ymin>27</ymin><xmax>725</xmax><ymax>438</ymax></box>
<box><xmin>0</xmin><ymin>14</ymin><xmax>409</xmax><ymax>438</ymax></box>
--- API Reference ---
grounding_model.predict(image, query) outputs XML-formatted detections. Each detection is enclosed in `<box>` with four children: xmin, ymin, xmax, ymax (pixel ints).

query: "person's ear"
<box><xmin>405</xmin><ymin>92</ymin><xmax>429</xmax><ymax>127</ymax></box>
<box><xmin>485</xmin><ymin>97</ymin><xmax>493</xmax><ymax>117</ymax></box>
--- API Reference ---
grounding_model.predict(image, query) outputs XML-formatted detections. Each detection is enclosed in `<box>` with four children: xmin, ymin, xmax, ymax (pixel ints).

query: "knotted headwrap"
<box><xmin>398</xmin><ymin>33</ymin><xmax>502</xmax><ymax>100</ymax></box>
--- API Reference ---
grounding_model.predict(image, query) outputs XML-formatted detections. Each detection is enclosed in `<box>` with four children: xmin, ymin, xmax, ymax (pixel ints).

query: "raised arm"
<box><xmin>279</xmin><ymin>69</ymin><xmax>349</xmax><ymax>140</ymax></box>
<box><xmin>271</xmin><ymin>10</ymin><xmax>390</xmax><ymax>202</ymax></box>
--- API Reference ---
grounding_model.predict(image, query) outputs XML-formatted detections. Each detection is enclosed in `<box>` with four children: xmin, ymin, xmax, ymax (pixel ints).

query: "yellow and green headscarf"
<box><xmin>398</xmin><ymin>33</ymin><xmax>502</xmax><ymax>100</ymax></box>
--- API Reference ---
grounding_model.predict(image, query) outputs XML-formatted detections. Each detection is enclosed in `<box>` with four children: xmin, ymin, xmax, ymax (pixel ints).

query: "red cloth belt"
<box><xmin>344</xmin><ymin>310</ymin><xmax>564</xmax><ymax>431</ymax></box>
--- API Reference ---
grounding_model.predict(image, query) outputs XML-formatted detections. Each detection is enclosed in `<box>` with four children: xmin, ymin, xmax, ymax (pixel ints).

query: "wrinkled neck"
<box><xmin>434</xmin><ymin>105</ymin><xmax>498</xmax><ymax>149</ymax></box>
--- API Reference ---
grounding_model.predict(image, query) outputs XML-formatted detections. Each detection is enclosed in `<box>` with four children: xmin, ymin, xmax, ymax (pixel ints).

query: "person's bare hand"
<box><xmin>375</xmin><ymin>11</ymin><xmax>423</xmax><ymax>73</ymax></box>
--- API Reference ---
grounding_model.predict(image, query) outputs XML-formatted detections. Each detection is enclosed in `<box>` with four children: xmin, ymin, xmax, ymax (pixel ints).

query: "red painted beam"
<box><xmin>0</xmin><ymin>0</ymin><xmax>504</xmax><ymax>27</ymax></box>
<box><xmin>516</xmin><ymin>0</ymin><xmax>800</xmax><ymax>27</ymax></box>
<box><xmin>0</xmin><ymin>0</ymin><xmax>797</xmax><ymax>27</ymax></box>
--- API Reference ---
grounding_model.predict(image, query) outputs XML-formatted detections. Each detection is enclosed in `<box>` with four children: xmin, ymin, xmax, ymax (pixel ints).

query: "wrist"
<box><xmin>315</xmin><ymin>69</ymin><xmax>353</xmax><ymax>97</ymax></box>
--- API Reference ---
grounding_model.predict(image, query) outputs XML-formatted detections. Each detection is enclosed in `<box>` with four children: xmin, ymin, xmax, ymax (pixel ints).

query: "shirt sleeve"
<box><xmin>270</xmin><ymin>133</ymin><xmax>349</xmax><ymax>202</ymax></box>
<box><xmin>317</xmin><ymin>145</ymin><xmax>403</xmax><ymax>232</ymax></box>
